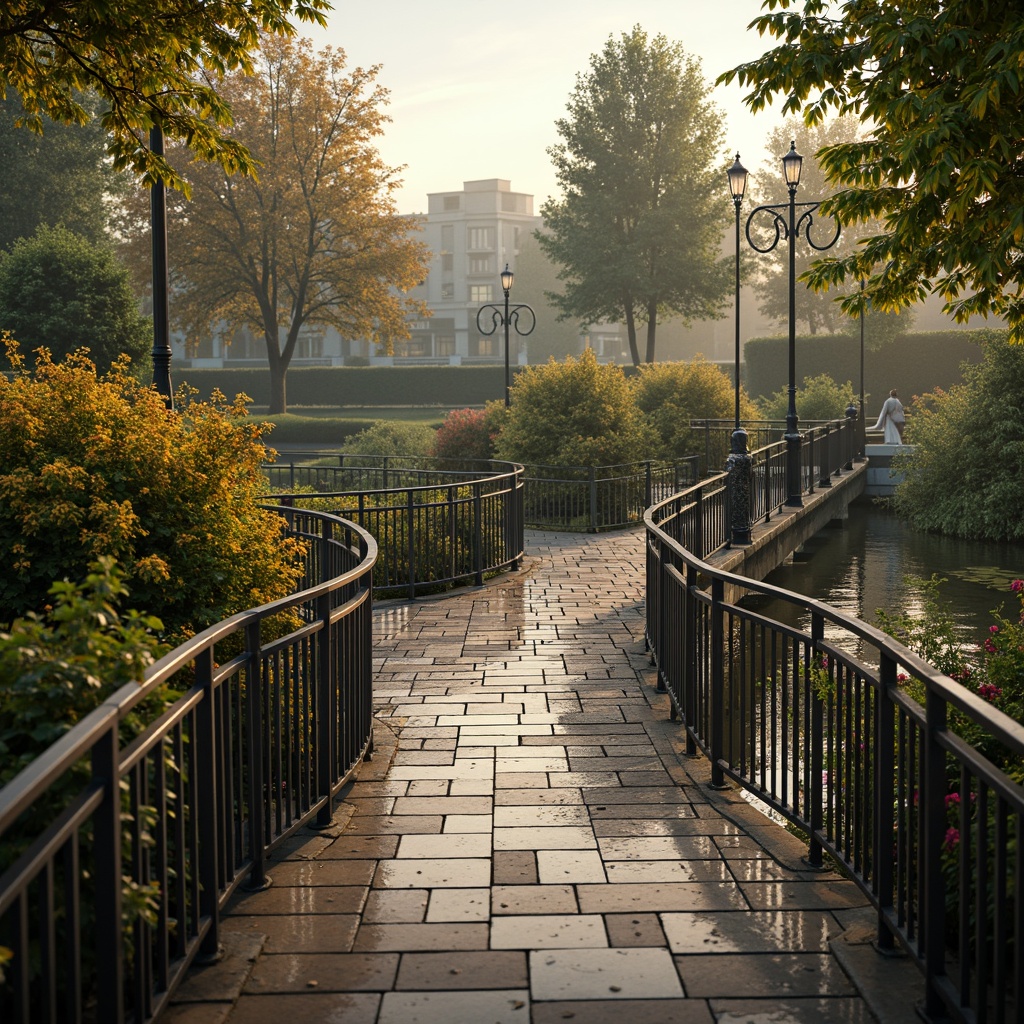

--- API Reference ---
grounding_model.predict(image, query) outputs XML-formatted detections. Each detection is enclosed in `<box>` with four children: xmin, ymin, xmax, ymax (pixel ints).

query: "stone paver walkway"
<box><xmin>169</xmin><ymin>529</ymin><xmax>908</xmax><ymax>1024</ymax></box>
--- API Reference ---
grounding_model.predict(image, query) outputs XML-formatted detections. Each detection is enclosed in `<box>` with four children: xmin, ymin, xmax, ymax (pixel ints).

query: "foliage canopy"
<box><xmin>125</xmin><ymin>34</ymin><xmax>428</xmax><ymax>414</ymax></box>
<box><xmin>0</xmin><ymin>225</ymin><xmax>150</xmax><ymax>374</ymax></box>
<box><xmin>539</xmin><ymin>26</ymin><xmax>730</xmax><ymax>366</ymax></box>
<box><xmin>721</xmin><ymin>1</ymin><xmax>1024</xmax><ymax>340</ymax></box>
<box><xmin>0</xmin><ymin>0</ymin><xmax>329</xmax><ymax>190</ymax></box>
<box><xmin>0</xmin><ymin>341</ymin><xmax>304</xmax><ymax>637</ymax></box>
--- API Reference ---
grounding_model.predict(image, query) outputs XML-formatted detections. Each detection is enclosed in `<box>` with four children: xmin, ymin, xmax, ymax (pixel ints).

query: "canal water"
<box><xmin>750</xmin><ymin>498</ymin><xmax>1024</xmax><ymax>652</ymax></box>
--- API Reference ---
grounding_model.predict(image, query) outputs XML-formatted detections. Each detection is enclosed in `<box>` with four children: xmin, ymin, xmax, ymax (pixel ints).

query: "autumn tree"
<box><xmin>721</xmin><ymin>1</ymin><xmax>1024</xmax><ymax>341</ymax></box>
<box><xmin>140</xmin><ymin>35</ymin><xmax>429</xmax><ymax>414</ymax></box>
<box><xmin>749</xmin><ymin>117</ymin><xmax>913</xmax><ymax>344</ymax></box>
<box><xmin>539</xmin><ymin>26</ymin><xmax>730</xmax><ymax>366</ymax></box>
<box><xmin>0</xmin><ymin>0</ymin><xmax>329</xmax><ymax>189</ymax></box>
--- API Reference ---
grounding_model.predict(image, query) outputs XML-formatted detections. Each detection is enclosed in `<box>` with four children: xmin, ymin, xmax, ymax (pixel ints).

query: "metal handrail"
<box><xmin>644</xmin><ymin>471</ymin><xmax>1024</xmax><ymax>1022</ymax></box>
<box><xmin>266</xmin><ymin>459</ymin><xmax>524</xmax><ymax>598</ymax></box>
<box><xmin>0</xmin><ymin>508</ymin><xmax>377</xmax><ymax>1024</ymax></box>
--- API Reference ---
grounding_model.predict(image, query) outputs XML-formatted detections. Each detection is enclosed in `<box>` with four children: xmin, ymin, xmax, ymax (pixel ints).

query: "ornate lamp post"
<box><xmin>745</xmin><ymin>141</ymin><xmax>840</xmax><ymax>506</ymax></box>
<box><xmin>150</xmin><ymin>124</ymin><xmax>173</xmax><ymax>409</ymax></box>
<box><xmin>476</xmin><ymin>264</ymin><xmax>535</xmax><ymax>408</ymax></box>
<box><xmin>726</xmin><ymin>153</ymin><xmax>751</xmax><ymax>544</ymax></box>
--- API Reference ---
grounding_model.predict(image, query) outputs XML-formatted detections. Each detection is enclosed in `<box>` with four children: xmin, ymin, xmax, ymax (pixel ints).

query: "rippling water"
<box><xmin>750</xmin><ymin>499</ymin><xmax>1024</xmax><ymax>650</ymax></box>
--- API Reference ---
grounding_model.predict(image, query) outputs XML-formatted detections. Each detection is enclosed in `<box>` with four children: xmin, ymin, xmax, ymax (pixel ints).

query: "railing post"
<box><xmin>708</xmin><ymin>577</ymin><xmax>727</xmax><ymax>789</ymax></box>
<box><xmin>589</xmin><ymin>466</ymin><xmax>598</xmax><ymax>532</ymax></box>
<box><xmin>407</xmin><ymin>488</ymin><xmax>416</xmax><ymax>600</ymax></box>
<box><xmin>92</xmin><ymin>719</ymin><xmax>124</xmax><ymax>1024</ymax></box>
<box><xmin>684</xmin><ymin>562</ymin><xmax>698</xmax><ymax>756</ymax></box>
<box><xmin>645</xmin><ymin>460</ymin><xmax>653</xmax><ymax>509</ymax></box>
<box><xmin>244</xmin><ymin>620</ymin><xmax>270</xmax><ymax>890</ymax></box>
<box><xmin>875</xmin><ymin>653</ymin><xmax>897</xmax><ymax>951</ymax></box>
<box><xmin>474</xmin><ymin>483</ymin><xmax>484</xmax><ymax>585</ymax></box>
<box><xmin>694</xmin><ymin>484</ymin><xmax>705</xmax><ymax>559</ymax></box>
<box><xmin>194</xmin><ymin>648</ymin><xmax>222</xmax><ymax>959</ymax></box>
<box><xmin>808</xmin><ymin>612</ymin><xmax>825</xmax><ymax>868</ymax></box>
<box><xmin>317</xmin><ymin>518</ymin><xmax>336</xmax><ymax>827</ymax></box>
<box><xmin>923</xmin><ymin>689</ymin><xmax>949</xmax><ymax>1018</ymax></box>
<box><xmin>819</xmin><ymin>424</ymin><xmax>832</xmax><ymax>488</ymax></box>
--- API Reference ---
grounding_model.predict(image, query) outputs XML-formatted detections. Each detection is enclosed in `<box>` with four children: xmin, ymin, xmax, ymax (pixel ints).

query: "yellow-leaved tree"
<box><xmin>127</xmin><ymin>34</ymin><xmax>429</xmax><ymax>413</ymax></box>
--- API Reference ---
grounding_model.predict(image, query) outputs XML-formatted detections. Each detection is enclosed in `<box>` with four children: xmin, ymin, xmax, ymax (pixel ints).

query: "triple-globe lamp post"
<box><xmin>745</xmin><ymin>141</ymin><xmax>840</xmax><ymax>506</ymax></box>
<box><xmin>475</xmin><ymin>264</ymin><xmax>535</xmax><ymax>408</ymax></box>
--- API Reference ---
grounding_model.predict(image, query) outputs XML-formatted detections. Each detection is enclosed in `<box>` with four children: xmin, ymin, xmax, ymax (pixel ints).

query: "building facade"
<box><xmin>398</xmin><ymin>179</ymin><xmax>542</xmax><ymax>363</ymax></box>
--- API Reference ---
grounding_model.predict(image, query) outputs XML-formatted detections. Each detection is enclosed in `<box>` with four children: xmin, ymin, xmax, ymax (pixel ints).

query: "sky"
<box><xmin>307</xmin><ymin>0</ymin><xmax>788</xmax><ymax>215</ymax></box>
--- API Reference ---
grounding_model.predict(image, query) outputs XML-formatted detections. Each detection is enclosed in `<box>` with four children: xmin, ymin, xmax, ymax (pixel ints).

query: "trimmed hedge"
<box><xmin>743</xmin><ymin>329</ymin><xmax>997</xmax><ymax>405</ymax></box>
<box><xmin>178</xmin><ymin>364</ymin><xmax>513</xmax><ymax>408</ymax></box>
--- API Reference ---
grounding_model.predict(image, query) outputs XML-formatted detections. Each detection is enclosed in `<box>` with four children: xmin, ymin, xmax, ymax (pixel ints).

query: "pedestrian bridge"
<box><xmin>2</xmin><ymin>426</ymin><xmax>1019</xmax><ymax>1024</ymax></box>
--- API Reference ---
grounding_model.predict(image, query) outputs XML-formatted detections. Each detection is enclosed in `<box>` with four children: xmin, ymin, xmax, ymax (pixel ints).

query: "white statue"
<box><xmin>871</xmin><ymin>388</ymin><xmax>905</xmax><ymax>444</ymax></box>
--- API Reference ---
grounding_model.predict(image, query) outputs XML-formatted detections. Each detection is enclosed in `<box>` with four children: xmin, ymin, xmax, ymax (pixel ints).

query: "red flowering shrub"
<box><xmin>432</xmin><ymin>406</ymin><xmax>497</xmax><ymax>461</ymax></box>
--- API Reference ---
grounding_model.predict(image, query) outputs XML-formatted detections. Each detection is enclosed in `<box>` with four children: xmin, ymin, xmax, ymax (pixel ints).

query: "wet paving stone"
<box><xmin>179</xmin><ymin>529</ymin><xmax>887</xmax><ymax>1024</ymax></box>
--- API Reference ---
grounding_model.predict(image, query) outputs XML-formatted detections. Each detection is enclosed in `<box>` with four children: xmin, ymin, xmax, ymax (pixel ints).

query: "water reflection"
<box><xmin>747</xmin><ymin>499</ymin><xmax>1024</xmax><ymax>655</ymax></box>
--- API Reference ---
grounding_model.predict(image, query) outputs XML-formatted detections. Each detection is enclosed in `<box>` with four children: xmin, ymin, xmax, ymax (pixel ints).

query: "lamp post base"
<box><xmin>727</xmin><ymin>428</ymin><xmax>753</xmax><ymax>544</ymax></box>
<box><xmin>785</xmin><ymin>431</ymin><xmax>803</xmax><ymax>507</ymax></box>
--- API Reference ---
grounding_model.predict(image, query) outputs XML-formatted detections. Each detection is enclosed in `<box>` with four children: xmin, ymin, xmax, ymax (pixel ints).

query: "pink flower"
<box><xmin>989</xmin><ymin>625</ymin><xmax>1000</xmax><ymax>634</ymax></box>
<box><xmin>897</xmin><ymin>672</ymin><xmax>908</xmax><ymax>683</ymax></box>
<box><xmin>984</xmin><ymin>639</ymin><xmax>997</xmax><ymax>654</ymax></box>
<box><xmin>943</xmin><ymin>827</ymin><xmax>960</xmax><ymax>853</ymax></box>
<box><xmin>1010</xmin><ymin>579</ymin><xmax>1023</xmax><ymax>594</ymax></box>
<box><xmin>978</xmin><ymin>683</ymin><xmax>1003</xmax><ymax>701</ymax></box>
<box><xmin>945</xmin><ymin>792</ymin><xmax>961</xmax><ymax>807</ymax></box>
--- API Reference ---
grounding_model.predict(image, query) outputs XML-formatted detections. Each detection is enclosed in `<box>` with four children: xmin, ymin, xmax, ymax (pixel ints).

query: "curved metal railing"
<box><xmin>645</xmin><ymin>485</ymin><xmax>1024</xmax><ymax>1023</ymax></box>
<box><xmin>0</xmin><ymin>508</ymin><xmax>377</xmax><ymax>1024</ymax></box>
<box><xmin>265</xmin><ymin>456</ymin><xmax>524</xmax><ymax>598</ymax></box>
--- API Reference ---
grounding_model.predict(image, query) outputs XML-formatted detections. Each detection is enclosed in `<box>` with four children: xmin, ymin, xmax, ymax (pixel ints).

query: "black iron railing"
<box><xmin>522</xmin><ymin>459</ymin><xmax>700</xmax><ymax>532</ymax></box>
<box><xmin>0</xmin><ymin>508</ymin><xmax>377</xmax><ymax>1024</ymax></box>
<box><xmin>265</xmin><ymin>456</ymin><xmax>524</xmax><ymax>599</ymax></box>
<box><xmin>645</xmin><ymin>473</ymin><xmax>1023</xmax><ymax>1022</ymax></box>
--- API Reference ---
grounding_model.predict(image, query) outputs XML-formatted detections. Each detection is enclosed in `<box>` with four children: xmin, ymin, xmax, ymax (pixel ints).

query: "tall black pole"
<box><xmin>859</xmin><ymin>279</ymin><xmax>866</xmax><ymax>456</ymax></box>
<box><xmin>785</xmin><ymin>176</ymin><xmax>801</xmax><ymax>506</ymax></box>
<box><xmin>503</xmin><ymin>282</ymin><xmax>511</xmax><ymax>409</ymax></box>
<box><xmin>150</xmin><ymin>126</ymin><xmax>173</xmax><ymax>409</ymax></box>
<box><xmin>734</xmin><ymin>196</ymin><xmax>742</xmax><ymax>432</ymax></box>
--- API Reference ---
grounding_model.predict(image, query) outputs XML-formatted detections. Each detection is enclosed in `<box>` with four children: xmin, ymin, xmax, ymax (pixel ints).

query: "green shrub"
<box><xmin>343</xmin><ymin>419</ymin><xmax>438</xmax><ymax>459</ymax></box>
<box><xmin>757</xmin><ymin>373</ymin><xmax>857</xmax><ymax>422</ymax></box>
<box><xmin>0</xmin><ymin>225</ymin><xmax>150</xmax><ymax>376</ymax></box>
<box><xmin>494</xmin><ymin>349</ymin><xmax>653</xmax><ymax>467</ymax></box>
<box><xmin>893</xmin><ymin>335</ymin><xmax>1024</xmax><ymax>541</ymax></box>
<box><xmin>0</xmin><ymin>341</ymin><xmax>304</xmax><ymax>638</ymax></box>
<box><xmin>632</xmin><ymin>358</ymin><xmax>761</xmax><ymax>460</ymax></box>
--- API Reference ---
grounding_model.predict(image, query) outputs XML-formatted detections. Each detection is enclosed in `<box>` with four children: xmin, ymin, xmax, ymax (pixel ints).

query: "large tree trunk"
<box><xmin>623</xmin><ymin>304</ymin><xmax>641</xmax><ymax>366</ymax></box>
<box><xmin>266</xmin><ymin>327</ymin><xmax>288</xmax><ymax>414</ymax></box>
<box><xmin>645</xmin><ymin>301</ymin><xmax>658</xmax><ymax>363</ymax></box>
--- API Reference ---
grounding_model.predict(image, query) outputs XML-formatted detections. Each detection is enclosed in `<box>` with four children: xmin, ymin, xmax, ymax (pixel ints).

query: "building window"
<box><xmin>296</xmin><ymin>332</ymin><xmax>324</xmax><ymax>359</ymax></box>
<box><xmin>441</xmin><ymin>282</ymin><xmax>455</xmax><ymax>300</ymax></box>
<box><xmin>441</xmin><ymin>225</ymin><xmax>454</xmax><ymax>250</ymax></box>
<box><xmin>470</xmin><ymin>284</ymin><xmax>493</xmax><ymax>304</ymax></box>
<box><xmin>469</xmin><ymin>256</ymin><xmax>491</xmax><ymax>275</ymax></box>
<box><xmin>436</xmin><ymin>335</ymin><xmax>456</xmax><ymax>356</ymax></box>
<box><xmin>441</xmin><ymin>253</ymin><xmax>454</xmax><ymax>272</ymax></box>
<box><xmin>468</xmin><ymin>227</ymin><xmax>494</xmax><ymax>250</ymax></box>
<box><xmin>443</xmin><ymin>195</ymin><xmax>460</xmax><ymax>211</ymax></box>
<box><xmin>474</xmin><ymin>335</ymin><xmax>498</xmax><ymax>356</ymax></box>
